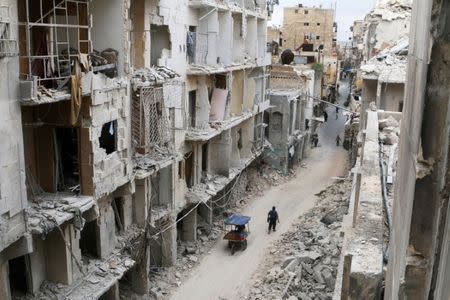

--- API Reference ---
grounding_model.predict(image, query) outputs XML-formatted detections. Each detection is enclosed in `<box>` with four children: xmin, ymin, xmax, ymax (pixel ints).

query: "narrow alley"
<box><xmin>2</xmin><ymin>0</ymin><xmax>450</xmax><ymax>299</ymax></box>
<box><xmin>169</xmin><ymin>81</ymin><xmax>350</xmax><ymax>300</ymax></box>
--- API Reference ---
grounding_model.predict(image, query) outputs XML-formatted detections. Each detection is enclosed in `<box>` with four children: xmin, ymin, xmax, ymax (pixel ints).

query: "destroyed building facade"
<box><xmin>282</xmin><ymin>4</ymin><xmax>337</xmax><ymax>55</ymax></box>
<box><xmin>0</xmin><ymin>0</ymin><xmax>273</xmax><ymax>298</ymax></box>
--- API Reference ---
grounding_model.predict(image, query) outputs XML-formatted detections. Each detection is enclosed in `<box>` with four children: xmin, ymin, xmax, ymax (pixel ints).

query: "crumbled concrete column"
<box><xmin>182</xmin><ymin>208</ymin><xmax>197</xmax><ymax>242</ymax></box>
<box><xmin>198</xmin><ymin>202</ymin><xmax>213</xmax><ymax>233</ymax></box>
<box><xmin>120</xmin><ymin>195</ymin><xmax>133</xmax><ymax>231</ymax></box>
<box><xmin>161</xmin><ymin>225</ymin><xmax>177</xmax><ymax>266</ymax></box>
<box><xmin>101</xmin><ymin>282</ymin><xmax>120</xmax><ymax>300</ymax></box>
<box><xmin>130</xmin><ymin>244</ymin><xmax>150</xmax><ymax>294</ymax></box>
<box><xmin>134</xmin><ymin>179</ymin><xmax>149</xmax><ymax>226</ymax></box>
<box><xmin>45</xmin><ymin>225</ymin><xmax>73</xmax><ymax>285</ymax></box>
<box><xmin>98</xmin><ymin>197</ymin><xmax>117</xmax><ymax>259</ymax></box>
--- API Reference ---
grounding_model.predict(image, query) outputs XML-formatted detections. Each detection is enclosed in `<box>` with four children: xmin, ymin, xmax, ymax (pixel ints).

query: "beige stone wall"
<box><xmin>282</xmin><ymin>7</ymin><xmax>336</xmax><ymax>55</ymax></box>
<box><xmin>267</xmin><ymin>26</ymin><xmax>281</xmax><ymax>43</ymax></box>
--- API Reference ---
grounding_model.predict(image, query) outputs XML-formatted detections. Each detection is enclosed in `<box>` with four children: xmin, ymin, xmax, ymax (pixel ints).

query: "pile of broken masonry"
<box><xmin>246</xmin><ymin>179</ymin><xmax>351</xmax><ymax>300</ymax></box>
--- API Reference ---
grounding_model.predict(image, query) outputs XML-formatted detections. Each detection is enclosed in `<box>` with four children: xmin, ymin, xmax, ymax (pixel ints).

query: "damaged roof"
<box><xmin>361</xmin><ymin>39</ymin><xmax>409</xmax><ymax>83</ymax></box>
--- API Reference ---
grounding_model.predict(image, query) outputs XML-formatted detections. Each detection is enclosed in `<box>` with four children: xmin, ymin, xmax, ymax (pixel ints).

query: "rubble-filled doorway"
<box><xmin>55</xmin><ymin>127</ymin><xmax>80</xmax><ymax>192</ymax></box>
<box><xmin>80</xmin><ymin>220</ymin><xmax>100</xmax><ymax>258</ymax></box>
<box><xmin>8</xmin><ymin>255</ymin><xmax>31</xmax><ymax>297</ymax></box>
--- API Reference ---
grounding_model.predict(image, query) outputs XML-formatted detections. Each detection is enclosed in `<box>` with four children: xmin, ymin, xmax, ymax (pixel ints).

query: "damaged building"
<box><xmin>0</xmin><ymin>0</ymin><xmax>273</xmax><ymax>299</ymax></box>
<box><xmin>335</xmin><ymin>0</ymin><xmax>450</xmax><ymax>299</ymax></box>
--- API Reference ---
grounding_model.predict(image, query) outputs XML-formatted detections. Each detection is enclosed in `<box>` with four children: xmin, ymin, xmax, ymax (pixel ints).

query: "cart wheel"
<box><xmin>231</xmin><ymin>244</ymin><xmax>235</xmax><ymax>255</ymax></box>
<box><xmin>242</xmin><ymin>240</ymin><xmax>248</xmax><ymax>251</ymax></box>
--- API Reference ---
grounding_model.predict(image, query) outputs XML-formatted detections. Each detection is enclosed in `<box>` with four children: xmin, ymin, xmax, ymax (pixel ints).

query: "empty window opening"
<box><xmin>99</xmin><ymin>121</ymin><xmax>117</xmax><ymax>155</ymax></box>
<box><xmin>237</xmin><ymin>128</ymin><xmax>243</xmax><ymax>150</ymax></box>
<box><xmin>80</xmin><ymin>219</ymin><xmax>100</xmax><ymax>258</ymax></box>
<box><xmin>317</xmin><ymin>23</ymin><xmax>321</xmax><ymax>26</ymax></box>
<box><xmin>113</xmin><ymin>198</ymin><xmax>124</xmax><ymax>233</ymax></box>
<box><xmin>304</xmin><ymin>23</ymin><xmax>310</xmax><ymax>26</ymax></box>
<box><xmin>214</xmin><ymin>74</ymin><xmax>227</xmax><ymax>90</ymax></box>
<box><xmin>8</xmin><ymin>255</ymin><xmax>31</xmax><ymax>297</ymax></box>
<box><xmin>189</xmin><ymin>90</ymin><xmax>196</xmax><ymax>128</ymax></box>
<box><xmin>304</xmin><ymin>10</ymin><xmax>309</xmax><ymax>14</ymax></box>
<box><xmin>150</xmin><ymin>25</ymin><xmax>171</xmax><ymax>66</ymax></box>
<box><xmin>295</xmin><ymin>9</ymin><xmax>298</xmax><ymax>13</ymax></box>
<box><xmin>279</xmin><ymin>38</ymin><xmax>283</xmax><ymax>47</ymax></box>
<box><xmin>201</xmin><ymin>143</ymin><xmax>208</xmax><ymax>172</ymax></box>
<box><xmin>316</xmin><ymin>36</ymin><xmax>320</xmax><ymax>40</ymax></box>
<box><xmin>55</xmin><ymin>127</ymin><xmax>79</xmax><ymax>192</ymax></box>
<box><xmin>185</xmin><ymin>152</ymin><xmax>194</xmax><ymax>188</ymax></box>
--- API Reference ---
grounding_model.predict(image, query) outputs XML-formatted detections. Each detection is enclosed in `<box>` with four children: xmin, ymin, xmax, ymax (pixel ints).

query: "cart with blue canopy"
<box><xmin>223</xmin><ymin>214</ymin><xmax>251</xmax><ymax>255</ymax></box>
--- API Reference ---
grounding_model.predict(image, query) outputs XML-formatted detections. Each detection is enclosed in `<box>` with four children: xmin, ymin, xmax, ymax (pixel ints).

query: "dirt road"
<box><xmin>170</xmin><ymin>83</ymin><xmax>350</xmax><ymax>300</ymax></box>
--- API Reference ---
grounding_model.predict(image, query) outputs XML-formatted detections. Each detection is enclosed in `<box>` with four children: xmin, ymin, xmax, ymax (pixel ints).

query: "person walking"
<box><xmin>323</xmin><ymin>111</ymin><xmax>328</xmax><ymax>122</ymax></box>
<box><xmin>336</xmin><ymin>134</ymin><xmax>341</xmax><ymax>147</ymax></box>
<box><xmin>335</xmin><ymin>106</ymin><xmax>339</xmax><ymax>120</ymax></box>
<box><xmin>267</xmin><ymin>206</ymin><xmax>279</xmax><ymax>234</ymax></box>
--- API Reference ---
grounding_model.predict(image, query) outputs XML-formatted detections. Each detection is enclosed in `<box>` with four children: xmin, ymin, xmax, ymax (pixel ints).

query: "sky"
<box><xmin>268</xmin><ymin>0</ymin><xmax>376</xmax><ymax>42</ymax></box>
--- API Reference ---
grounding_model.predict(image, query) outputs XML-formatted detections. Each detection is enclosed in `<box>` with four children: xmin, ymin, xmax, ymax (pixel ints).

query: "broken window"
<box><xmin>304</xmin><ymin>23</ymin><xmax>310</xmax><ymax>26</ymax></box>
<box><xmin>201</xmin><ymin>143</ymin><xmax>208</xmax><ymax>172</ymax></box>
<box><xmin>80</xmin><ymin>220</ymin><xmax>100</xmax><ymax>258</ymax></box>
<box><xmin>151</xmin><ymin>25</ymin><xmax>171</xmax><ymax>66</ymax></box>
<box><xmin>18</xmin><ymin>0</ymin><xmax>91</xmax><ymax>88</ymax></box>
<box><xmin>316</xmin><ymin>36</ymin><xmax>320</xmax><ymax>40</ymax></box>
<box><xmin>305</xmin><ymin>10</ymin><xmax>309</xmax><ymax>14</ymax></box>
<box><xmin>189</xmin><ymin>90</ymin><xmax>196</xmax><ymax>128</ymax></box>
<box><xmin>55</xmin><ymin>127</ymin><xmax>80</xmax><ymax>192</ymax></box>
<box><xmin>8</xmin><ymin>255</ymin><xmax>31</xmax><ymax>297</ymax></box>
<box><xmin>317</xmin><ymin>23</ymin><xmax>321</xmax><ymax>26</ymax></box>
<box><xmin>99</xmin><ymin>121</ymin><xmax>117</xmax><ymax>155</ymax></box>
<box><xmin>264</xmin><ymin>111</ymin><xmax>270</xmax><ymax>138</ymax></box>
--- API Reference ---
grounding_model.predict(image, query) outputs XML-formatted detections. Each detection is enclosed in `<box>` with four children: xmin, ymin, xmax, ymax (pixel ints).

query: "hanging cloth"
<box><xmin>70</xmin><ymin>56</ymin><xmax>82</xmax><ymax>125</ymax></box>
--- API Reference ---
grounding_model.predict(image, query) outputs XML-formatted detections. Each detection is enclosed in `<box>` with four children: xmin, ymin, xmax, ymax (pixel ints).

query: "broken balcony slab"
<box><xmin>134</xmin><ymin>152</ymin><xmax>177</xmax><ymax>180</ymax></box>
<box><xmin>186</xmin><ymin>148</ymin><xmax>264</xmax><ymax>204</ymax></box>
<box><xmin>28</xmin><ymin>193</ymin><xmax>96</xmax><ymax>235</ymax></box>
<box><xmin>187</xmin><ymin>62</ymin><xmax>260</xmax><ymax>75</ymax></box>
<box><xmin>131</xmin><ymin>67</ymin><xmax>180</xmax><ymax>91</ymax></box>
<box><xmin>186</xmin><ymin>111</ymin><xmax>254</xmax><ymax>142</ymax></box>
<box><xmin>34</xmin><ymin>254</ymin><xmax>135</xmax><ymax>300</ymax></box>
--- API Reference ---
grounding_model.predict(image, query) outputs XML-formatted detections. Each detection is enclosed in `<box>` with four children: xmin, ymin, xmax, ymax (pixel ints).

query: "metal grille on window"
<box><xmin>132</xmin><ymin>87</ymin><xmax>173</xmax><ymax>154</ymax></box>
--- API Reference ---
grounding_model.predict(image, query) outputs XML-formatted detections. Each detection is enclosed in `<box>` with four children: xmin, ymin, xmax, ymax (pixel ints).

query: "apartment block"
<box><xmin>282</xmin><ymin>5</ymin><xmax>337</xmax><ymax>55</ymax></box>
<box><xmin>0</xmin><ymin>0</ymin><xmax>272</xmax><ymax>298</ymax></box>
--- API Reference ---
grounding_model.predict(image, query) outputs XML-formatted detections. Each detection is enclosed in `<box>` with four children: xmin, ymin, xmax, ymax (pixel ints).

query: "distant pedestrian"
<box><xmin>335</xmin><ymin>106</ymin><xmax>339</xmax><ymax>120</ymax></box>
<box><xmin>267</xmin><ymin>206</ymin><xmax>279</xmax><ymax>234</ymax></box>
<box><xmin>336</xmin><ymin>135</ymin><xmax>341</xmax><ymax>147</ymax></box>
<box><xmin>313</xmin><ymin>133</ymin><xmax>319</xmax><ymax>147</ymax></box>
<box><xmin>323</xmin><ymin>111</ymin><xmax>328</xmax><ymax>122</ymax></box>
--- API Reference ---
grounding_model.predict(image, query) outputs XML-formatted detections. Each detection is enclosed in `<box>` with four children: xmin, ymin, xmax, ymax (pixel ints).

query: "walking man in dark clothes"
<box><xmin>323</xmin><ymin>111</ymin><xmax>328</xmax><ymax>122</ymax></box>
<box><xmin>336</xmin><ymin>134</ymin><xmax>341</xmax><ymax>147</ymax></box>
<box><xmin>267</xmin><ymin>206</ymin><xmax>279</xmax><ymax>234</ymax></box>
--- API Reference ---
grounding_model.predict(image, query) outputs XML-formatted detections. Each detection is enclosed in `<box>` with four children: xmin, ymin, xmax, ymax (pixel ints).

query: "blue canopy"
<box><xmin>224</xmin><ymin>214</ymin><xmax>251</xmax><ymax>226</ymax></box>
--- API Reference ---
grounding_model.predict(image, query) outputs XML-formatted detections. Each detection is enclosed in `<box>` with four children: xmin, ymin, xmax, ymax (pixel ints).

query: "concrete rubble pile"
<box><xmin>122</xmin><ymin>164</ymin><xmax>293</xmax><ymax>300</ymax></box>
<box><xmin>246</xmin><ymin>180</ymin><xmax>351</xmax><ymax>300</ymax></box>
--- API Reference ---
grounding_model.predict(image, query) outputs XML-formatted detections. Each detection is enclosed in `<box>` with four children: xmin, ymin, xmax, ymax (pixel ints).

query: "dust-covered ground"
<box><xmin>245</xmin><ymin>179</ymin><xmax>352</xmax><ymax>300</ymax></box>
